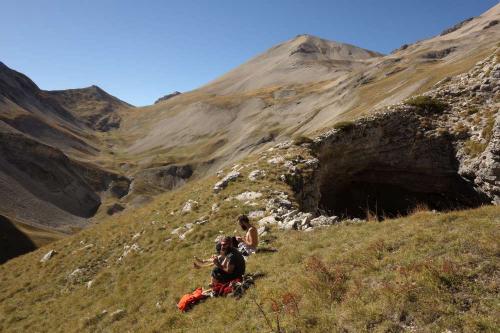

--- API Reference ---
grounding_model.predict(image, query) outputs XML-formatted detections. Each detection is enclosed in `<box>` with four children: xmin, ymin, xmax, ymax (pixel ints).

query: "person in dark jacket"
<box><xmin>211</xmin><ymin>236</ymin><xmax>246</xmax><ymax>284</ymax></box>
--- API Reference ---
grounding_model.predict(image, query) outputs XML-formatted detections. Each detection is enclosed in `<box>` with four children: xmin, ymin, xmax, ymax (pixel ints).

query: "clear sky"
<box><xmin>1</xmin><ymin>0</ymin><xmax>498</xmax><ymax>106</ymax></box>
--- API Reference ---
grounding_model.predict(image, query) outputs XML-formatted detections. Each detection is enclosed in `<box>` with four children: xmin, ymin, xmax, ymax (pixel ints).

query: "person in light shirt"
<box><xmin>235</xmin><ymin>214</ymin><xmax>258</xmax><ymax>257</ymax></box>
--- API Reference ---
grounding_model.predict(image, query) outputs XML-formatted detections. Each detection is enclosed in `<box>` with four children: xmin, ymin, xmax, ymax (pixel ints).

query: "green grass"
<box><xmin>333</xmin><ymin>121</ymin><xmax>355</xmax><ymax>131</ymax></box>
<box><xmin>482</xmin><ymin>114</ymin><xmax>495</xmax><ymax>143</ymax></box>
<box><xmin>404</xmin><ymin>95</ymin><xmax>448</xmax><ymax>114</ymax></box>
<box><xmin>292</xmin><ymin>135</ymin><xmax>314</xmax><ymax>145</ymax></box>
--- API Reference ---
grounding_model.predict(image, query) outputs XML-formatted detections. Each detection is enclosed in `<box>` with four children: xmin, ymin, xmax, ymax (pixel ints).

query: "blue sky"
<box><xmin>1</xmin><ymin>0</ymin><xmax>497</xmax><ymax>106</ymax></box>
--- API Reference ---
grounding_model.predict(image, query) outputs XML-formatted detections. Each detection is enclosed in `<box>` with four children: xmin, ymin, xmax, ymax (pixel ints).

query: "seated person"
<box><xmin>211</xmin><ymin>236</ymin><xmax>246</xmax><ymax>284</ymax></box>
<box><xmin>235</xmin><ymin>214</ymin><xmax>258</xmax><ymax>256</ymax></box>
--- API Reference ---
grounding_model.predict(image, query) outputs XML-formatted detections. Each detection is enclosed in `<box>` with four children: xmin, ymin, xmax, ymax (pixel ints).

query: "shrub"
<box><xmin>303</xmin><ymin>256</ymin><xmax>349</xmax><ymax>303</ymax></box>
<box><xmin>405</xmin><ymin>95</ymin><xmax>448</xmax><ymax>113</ymax></box>
<box><xmin>333</xmin><ymin>121</ymin><xmax>355</xmax><ymax>131</ymax></box>
<box><xmin>467</xmin><ymin>107</ymin><xmax>479</xmax><ymax>115</ymax></box>
<box><xmin>453</xmin><ymin>122</ymin><xmax>469</xmax><ymax>138</ymax></box>
<box><xmin>292</xmin><ymin>135</ymin><xmax>313</xmax><ymax>145</ymax></box>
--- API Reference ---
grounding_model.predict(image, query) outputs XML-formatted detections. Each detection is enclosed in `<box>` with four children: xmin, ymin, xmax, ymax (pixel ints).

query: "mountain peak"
<box><xmin>286</xmin><ymin>34</ymin><xmax>383</xmax><ymax>59</ymax></box>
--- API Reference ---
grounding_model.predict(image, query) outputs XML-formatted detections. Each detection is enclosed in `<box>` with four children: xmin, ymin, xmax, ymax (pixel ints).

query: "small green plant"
<box><xmin>405</xmin><ymin>95</ymin><xmax>448</xmax><ymax>113</ymax></box>
<box><xmin>453</xmin><ymin>122</ymin><xmax>469</xmax><ymax>137</ymax></box>
<box><xmin>253</xmin><ymin>292</ymin><xmax>301</xmax><ymax>333</ymax></box>
<box><xmin>292</xmin><ymin>135</ymin><xmax>313</xmax><ymax>145</ymax></box>
<box><xmin>467</xmin><ymin>106</ymin><xmax>479</xmax><ymax>115</ymax></box>
<box><xmin>482</xmin><ymin>115</ymin><xmax>495</xmax><ymax>142</ymax></box>
<box><xmin>333</xmin><ymin>121</ymin><xmax>355</xmax><ymax>131</ymax></box>
<box><xmin>463</xmin><ymin>139</ymin><xmax>487</xmax><ymax>157</ymax></box>
<box><xmin>436</xmin><ymin>127</ymin><xmax>449</xmax><ymax>136</ymax></box>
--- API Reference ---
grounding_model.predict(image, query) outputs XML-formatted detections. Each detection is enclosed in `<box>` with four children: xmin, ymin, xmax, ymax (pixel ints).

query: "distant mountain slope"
<box><xmin>200</xmin><ymin>34</ymin><xmax>383</xmax><ymax>94</ymax></box>
<box><xmin>0</xmin><ymin>61</ymin><xmax>95</xmax><ymax>154</ymax></box>
<box><xmin>116</xmin><ymin>4</ymin><xmax>500</xmax><ymax>176</ymax></box>
<box><xmin>47</xmin><ymin>85</ymin><xmax>133</xmax><ymax>131</ymax></box>
<box><xmin>0</xmin><ymin>132</ymin><xmax>131</xmax><ymax>231</ymax></box>
<box><xmin>0</xmin><ymin>62</ymin><xmax>132</xmax><ymax>245</ymax></box>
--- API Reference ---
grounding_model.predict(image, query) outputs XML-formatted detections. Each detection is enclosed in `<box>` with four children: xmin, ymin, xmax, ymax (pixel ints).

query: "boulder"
<box><xmin>258</xmin><ymin>216</ymin><xmax>277</xmax><ymax>226</ymax></box>
<box><xmin>213</xmin><ymin>171</ymin><xmax>240</xmax><ymax>193</ymax></box>
<box><xmin>235</xmin><ymin>191</ymin><xmax>262</xmax><ymax>201</ymax></box>
<box><xmin>309</xmin><ymin>215</ymin><xmax>339</xmax><ymax>227</ymax></box>
<box><xmin>248</xmin><ymin>210</ymin><xmax>265</xmax><ymax>219</ymax></box>
<box><xmin>267</xmin><ymin>156</ymin><xmax>285</xmax><ymax>164</ymax></box>
<box><xmin>181</xmin><ymin>200</ymin><xmax>198</xmax><ymax>214</ymax></box>
<box><xmin>280</xmin><ymin>212</ymin><xmax>313</xmax><ymax>230</ymax></box>
<box><xmin>248</xmin><ymin>170</ymin><xmax>265</xmax><ymax>181</ymax></box>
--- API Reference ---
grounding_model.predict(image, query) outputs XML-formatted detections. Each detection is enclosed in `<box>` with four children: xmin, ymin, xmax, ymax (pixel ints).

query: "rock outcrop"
<box><xmin>130</xmin><ymin>164</ymin><xmax>192</xmax><ymax>195</ymax></box>
<box><xmin>154</xmin><ymin>91</ymin><xmax>181</xmax><ymax>104</ymax></box>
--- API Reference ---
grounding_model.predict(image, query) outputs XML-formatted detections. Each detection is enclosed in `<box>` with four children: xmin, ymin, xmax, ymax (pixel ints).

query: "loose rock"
<box><xmin>110</xmin><ymin>309</ymin><xmax>126</xmax><ymax>322</ymax></box>
<box><xmin>40</xmin><ymin>249</ymin><xmax>56</xmax><ymax>263</ymax></box>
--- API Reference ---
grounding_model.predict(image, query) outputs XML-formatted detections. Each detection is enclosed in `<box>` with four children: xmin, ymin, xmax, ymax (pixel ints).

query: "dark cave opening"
<box><xmin>319</xmin><ymin>167</ymin><xmax>488</xmax><ymax>219</ymax></box>
<box><xmin>316</xmin><ymin>130</ymin><xmax>490</xmax><ymax>220</ymax></box>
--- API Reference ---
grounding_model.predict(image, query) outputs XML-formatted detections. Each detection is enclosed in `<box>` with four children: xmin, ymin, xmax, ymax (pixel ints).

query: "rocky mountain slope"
<box><xmin>47</xmin><ymin>85</ymin><xmax>133</xmax><ymax>132</ymax></box>
<box><xmin>0</xmin><ymin>50</ymin><xmax>498</xmax><ymax>331</ymax></box>
<box><xmin>0</xmin><ymin>62</ymin><xmax>133</xmax><ymax>249</ymax></box>
<box><xmin>199</xmin><ymin>34</ymin><xmax>383</xmax><ymax>94</ymax></box>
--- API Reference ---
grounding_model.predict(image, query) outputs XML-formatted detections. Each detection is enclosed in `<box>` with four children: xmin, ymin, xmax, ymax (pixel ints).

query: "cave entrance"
<box><xmin>319</xmin><ymin>167</ymin><xmax>487</xmax><ymax>219</ymax></box>
<box><xmin>316</xmin><ymin>133</ymin><xmax>489</xmax><ymax>220</ymax></box>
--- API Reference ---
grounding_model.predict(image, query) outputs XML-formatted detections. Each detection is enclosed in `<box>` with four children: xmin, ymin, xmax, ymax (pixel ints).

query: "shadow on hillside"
<box><xmin>0</xmin><ymin>215</ymin><xmax>37</xmax><ymax>264</ymax></box>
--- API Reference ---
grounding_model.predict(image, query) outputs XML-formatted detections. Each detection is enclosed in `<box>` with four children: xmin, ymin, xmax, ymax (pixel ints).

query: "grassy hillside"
<box><xmin>1</xmin><ymin>142</ymin><xmax>498</xmax><ymax>332</ymax></box>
